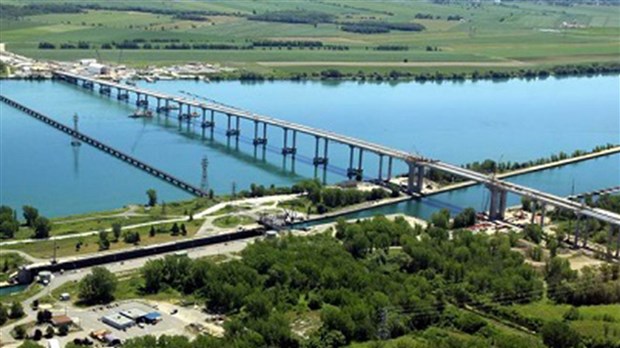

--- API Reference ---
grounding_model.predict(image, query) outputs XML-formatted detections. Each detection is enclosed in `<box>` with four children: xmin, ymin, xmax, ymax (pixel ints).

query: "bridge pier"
<box><xmin>378</xmin><ymin>155</ymin><xmax>384</xmax><ymax>181</ymax></box>
<box><xmin>313</xmin><ymin>137</ymin><xmax>328</xmax><ymax>168</ymax></box>
<box><xmin>407</xmin><ymin>162</ymin><xmax>424</xmax><ymax>194</ymax></box>
<box><xmin>281</xmin><ymin>128</ymin><xmax>297</xmax><ymax>156</ymax></box>
<box><xmin>487</xmin><ymin>186</ymin><xmax>507</xmax><ymax>220</ymax></box>
<box><xmin>252</xmin><ymin>121</ymin><xmax>268</xmax><ymax>147</ymax></box>
<box><xmin>225</xmin><ymin>114</ymin><xmax>240</xmax><ymax>142</ymax></box>
<box><xmin>178</xmin><ymin>103</ymin><xmax>184</xmax><ymax>119</ymax></box>
<box><xmin>387</xmin><ymin>156</ymin><xmax>393</xmax><ymax>181</ymax></box>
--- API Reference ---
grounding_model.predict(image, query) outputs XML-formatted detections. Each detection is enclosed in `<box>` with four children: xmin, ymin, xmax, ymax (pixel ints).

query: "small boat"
<box><xmin>144</xmin><ymin>77</ymin><xmax>154</xmax><ymax>83</ymax></box>
<box><xmin>129</xmin><ymin>109</ymin><xmax>153</xmax><ymax>118</ymax></box>
<box><xmin>125</xmin><ymin>80</ymin><xmax>137</xmax><ymax>86</ymax></box>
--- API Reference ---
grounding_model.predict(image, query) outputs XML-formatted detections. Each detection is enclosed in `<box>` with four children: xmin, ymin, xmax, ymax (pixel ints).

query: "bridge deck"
<box><xmin>0</xmin><ymin>94</ymin><xmax>208</xmax><ymax>197</ymax></box>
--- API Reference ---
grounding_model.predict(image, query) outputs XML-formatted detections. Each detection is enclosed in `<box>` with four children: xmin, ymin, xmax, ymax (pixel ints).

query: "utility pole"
<box><xmin>71</xmin><ymin>113</ymin><xmax>81</xmax><ymax>147</ymax></box>
<box><xmin>200</xmin><ymin>156</ymin><xmax>209</xmax><ymax>192</ymax></box>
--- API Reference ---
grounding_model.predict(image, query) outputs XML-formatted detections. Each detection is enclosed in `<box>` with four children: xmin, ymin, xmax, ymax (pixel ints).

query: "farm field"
<box><xmin>0</xmin><ymin>0</ymin><xmax>618</xmax><ymax>76</ymax></box>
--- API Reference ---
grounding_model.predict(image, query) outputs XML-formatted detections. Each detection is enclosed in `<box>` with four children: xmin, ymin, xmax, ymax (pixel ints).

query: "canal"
<box><xmin>0</xmin><ymin>75</ymin><xmax>618</xmax><ymax>217</ymax></box>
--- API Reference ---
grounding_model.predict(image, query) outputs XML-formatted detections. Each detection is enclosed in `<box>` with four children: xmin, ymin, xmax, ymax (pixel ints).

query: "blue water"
<box><xmin>0</xmin><ymin>283</ymin><xmax>27</xmax><ymax>297</ymax></box>
<box><xmin>1</xmin><ymin>76</ymin><xmax>618</xmax><ymax>217</ymax></box>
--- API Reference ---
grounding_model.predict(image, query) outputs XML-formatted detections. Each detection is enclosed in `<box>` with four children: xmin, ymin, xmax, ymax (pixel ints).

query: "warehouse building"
<box><xmin>102</xmin><ymin>313</ymin><xmax>134</xmax><ymax>330</ymax></box>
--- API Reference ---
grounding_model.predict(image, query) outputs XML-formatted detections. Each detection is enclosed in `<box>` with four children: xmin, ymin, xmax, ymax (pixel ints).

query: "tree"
<box><xmin>521</xmin><ymin>196</ymin><xmax>533</xmax><ymax>212</ymax></box>
<box><xmin>98</xmin><ymin>231</ymin><xmax>110</xmax><ymax>251</ymax></box>
<box><xmin>13</xmin><ymin>324</ymin><xmax>27</xmax><ymax>339</ymax></box>
<box><xmin>149</xmin><ymin>226</ymin><xmax>156</xmax><ymax>237</ymax></box>
<box><xmin>32</xmin><ymin>328</ymin><xmax>43</xmax><ymax>341</ymax></box>
<box><xmin>58</xmin><ymin>324</ymin><xmax>69</xmax><ymax>336</ymax></box>
<box><xmin>45</xmin><ymin>325</ymin><xmax>54</xmax><ymax>338</ymax></box>
<box><xmin>180</xmin><ymin>223</ymin><xmax>187</xmax><ymax>236</ymax></box>
<box><xmin>0</xmin><ymin>303</ymin><xmax>7</xmax><ymax>325</ymax></box>
<box><xmin>22</xmin><ymin>205</ymin><xmax>39</xmax><ymax>227</ymax></box>
<box><xmin>430</xmin><ymin>209</ymin><xmax>450</xmax><ymax>229</ymax></box>
<box><xmin>541</xmin><ymin>320</ymin><xmax>580</xmax><ymax>348</ymax></box>
<box><xmin>9</xmin><ymin>301</ymin><xmax>24</xmax><ymax>319</ymax></box>
<box><xmin>171</xmin><ymin>223</ymin><xmax>180</xmax><ymax>236</ymax></box>
<box><xmin>146</xmin><ymin>189</ymin><xmax>157</xmax><ymax>206</ymax></box>
<box><xmin>33</xmin><ymin>216</ymin><xmax>52</xmax><ymax>239</ymax></box>
<box><xmin>524</xmin><ymin>224</ymin><xmax>543</xmax><ymax>244</ymax></box>
<box><xmin>78</xmin><ymin>267</ymin><xmax>117</xmax><ymax>304</ymax></box>
<box><xmin>452</xmin><ymin>208</ymin><xmax>476</xmax><ymax>228</ymax></box>
<box><xmin>112</xmin><ymin>222</ymin><xmax>122</xmax><ymax>242</ymax></box>
<box><xmin>37</xmin><ymin>310</ymin><xmax>52</xmax><ymax>324</ymax></box>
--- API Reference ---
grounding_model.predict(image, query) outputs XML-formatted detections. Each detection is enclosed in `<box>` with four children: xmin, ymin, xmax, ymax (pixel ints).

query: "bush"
<box><xmin>541</xmin><ymin>320</ymin><xmax>580</xmax><ymax>348</ymax></box>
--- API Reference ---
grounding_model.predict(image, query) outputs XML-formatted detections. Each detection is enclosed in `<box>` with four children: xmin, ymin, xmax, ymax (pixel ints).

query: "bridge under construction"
<box><xmin>51</xmin><ymin>70</ymin><xmax>620</xmax><ymax>234</ymax></box>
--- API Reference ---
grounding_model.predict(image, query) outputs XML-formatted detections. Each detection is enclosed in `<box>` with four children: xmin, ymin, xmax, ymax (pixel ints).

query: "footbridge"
<box><xmin>0</xmin><ymin>94</ymin><xmax>208</xmax><ymax>197</ymax></box>
<box><xmin>52</xmin><ymin>71</ymin><xmax>620</xmax><ymax>229</ymax></box>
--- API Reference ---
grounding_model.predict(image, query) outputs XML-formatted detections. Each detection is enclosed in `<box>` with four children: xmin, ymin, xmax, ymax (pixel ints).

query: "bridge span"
<box><xmin>52</xmin><ymin>71</ymin><xmax>620</xmax><ymax>229</ymax></box>
<box><xmin>0</xmin><ymin>94</ymin><xmax>208</xmax><ymax>198</ymax></box>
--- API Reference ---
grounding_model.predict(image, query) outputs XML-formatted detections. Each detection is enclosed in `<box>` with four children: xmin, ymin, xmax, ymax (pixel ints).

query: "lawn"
<box><xmin>5</xmin><ymin>219</ymin><xmax>204</xmax><ymax>259</ymax></box>
<box><xmin>212</xmin><ymin>215</ymin><xmax>255</xmax><ymax>228</ymax></box>
<box><xmin>1</xmin><ymin>1</ymin><xmax>617</xmax><ymax>75</ymax></box>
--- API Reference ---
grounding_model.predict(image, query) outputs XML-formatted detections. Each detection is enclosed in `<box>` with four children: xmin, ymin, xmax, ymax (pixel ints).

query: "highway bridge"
<box><xmin>52</xmin><ymin>71</ymin><xmax>620</xmax><ymax>230</ymax></box>
<box><xmin>0</xmin><ymin>94</ymin><xmax>209</xmax><ymax>198</ymax></box>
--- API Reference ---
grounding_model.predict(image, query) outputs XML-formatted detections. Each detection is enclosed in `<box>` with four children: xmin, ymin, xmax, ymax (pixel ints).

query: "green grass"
<box><xmin>212</xmin><ymin>215</ymin><xmax>255</xmax><ymax>228</ymax></box>
<box><xmin>1</xmin><ymin>1</ymin><xmax>618</xmax><ymax>75</ymax></box>
<box><xmin>511</xmin><ymin>301</ymin><xmax>620</xmax><ymax>342</ymax></box>
<box><xmin>5</xmin><ymin>219</ymin><xmax>204</xmax><ymax>259</ymax></box>
<box><xmin>207</xmin><ymin>204</ymin><xmax>252</xmax><ymax>216</ymax></box>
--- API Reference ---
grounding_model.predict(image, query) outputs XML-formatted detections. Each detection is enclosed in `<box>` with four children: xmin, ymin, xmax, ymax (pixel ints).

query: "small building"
<box><xmin>143</xmin><ymin>312</ymin><xmax>162</xmax><ymax>324</ymax></box>
<box><xmin>102</xmin><ymin>313</ymin><xmax>134</xmax><ymax>330</ymax></box>
<box><xmin>120</xmin><ymin>308</ymin><xmax>148</xmax><ymax>321</ymax></box>
<box><xmin>51</xmin><ymin>315</ymin><xmax>73</xmax><ymax>327</ymax></box>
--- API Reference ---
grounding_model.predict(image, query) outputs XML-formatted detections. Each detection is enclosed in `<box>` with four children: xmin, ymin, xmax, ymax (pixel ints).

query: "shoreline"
<box><xmin>1</xmin><ymin>63</ymin><xmax>619</xmax><ymax>84</ymax></box>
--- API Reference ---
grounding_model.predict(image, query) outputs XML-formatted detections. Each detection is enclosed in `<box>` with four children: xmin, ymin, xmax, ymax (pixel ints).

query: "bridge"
<box><xmin>51</xmin><ymin>71</ymin><xmax>620</xmax><ymax>230</ymax></box>
<box><xmin>0</xmin><ymin>95</ymin><xmax>209</xmax><ymax>198</ymax></box>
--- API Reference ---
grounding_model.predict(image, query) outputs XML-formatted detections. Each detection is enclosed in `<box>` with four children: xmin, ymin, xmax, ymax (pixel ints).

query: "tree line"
<box><xmin>0</xmin><ymin>205</ymin><xmax>51</xmax><ymax>239</ymax></box>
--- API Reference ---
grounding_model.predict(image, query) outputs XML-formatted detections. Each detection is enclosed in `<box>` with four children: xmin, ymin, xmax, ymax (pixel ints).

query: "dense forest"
<box><xmin>115</xmin><ymin>215</ymin><xmax>620</xmax><ymax>347</ymax></box>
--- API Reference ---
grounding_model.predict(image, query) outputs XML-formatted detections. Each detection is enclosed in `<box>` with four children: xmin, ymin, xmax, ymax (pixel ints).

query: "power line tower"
<box><xmin>200</xmin><ymin>156</ymin><xmax>209</xmax><ymax>192</ymax></box>
<box><xmin>71</xmin><ymin>113</ymin><xmax>81</xmax><ymax>147</ymax></box>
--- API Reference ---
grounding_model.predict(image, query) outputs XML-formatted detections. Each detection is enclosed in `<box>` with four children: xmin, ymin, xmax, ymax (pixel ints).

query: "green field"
<box><xmin>1</xmin><ymin>0</ymin><xmax>618</xmax><ymax>76</ymax></box>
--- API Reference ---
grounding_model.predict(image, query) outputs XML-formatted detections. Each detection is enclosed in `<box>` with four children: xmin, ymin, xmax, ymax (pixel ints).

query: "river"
<box><xmin>0</xmin><ymin>75</ymin><xmax>618</xmax><ymax>217</ymax></box>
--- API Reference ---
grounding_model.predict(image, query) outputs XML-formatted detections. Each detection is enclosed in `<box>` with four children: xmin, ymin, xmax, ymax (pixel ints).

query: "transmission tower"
<box><xmin>200</xmin><ymin>156</ymin><xmax>209</xmax><ymax>192</ymax></box>
<box><xmin>71</xmin><ymin>113</ymin><xmax>81</xmax><ymax>147</ymax></box>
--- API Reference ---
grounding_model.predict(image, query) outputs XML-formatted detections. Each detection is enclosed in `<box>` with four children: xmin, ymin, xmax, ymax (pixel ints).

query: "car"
<box><xmin>137</xmin><ymin>322</ymin><xmax>145</xmax><ymax>328</ymax></box>
<box><xmin>170</xmin><ymin>309</ymin><xmax>178</xmax><ymax>315</ymax></box>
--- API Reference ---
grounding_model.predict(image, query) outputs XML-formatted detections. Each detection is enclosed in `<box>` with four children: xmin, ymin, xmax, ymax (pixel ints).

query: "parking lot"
<box><xmin>56</xmin><ymin>300</ymin><xmax>200</xmax><ymax>346</ymax></box>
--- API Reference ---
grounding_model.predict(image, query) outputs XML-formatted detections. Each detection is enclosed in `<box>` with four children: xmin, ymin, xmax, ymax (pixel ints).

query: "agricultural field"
<box><xmin>0</xmin><ymin>0</ymin><xmax>618</xmax><ymax>76</ymax></box>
